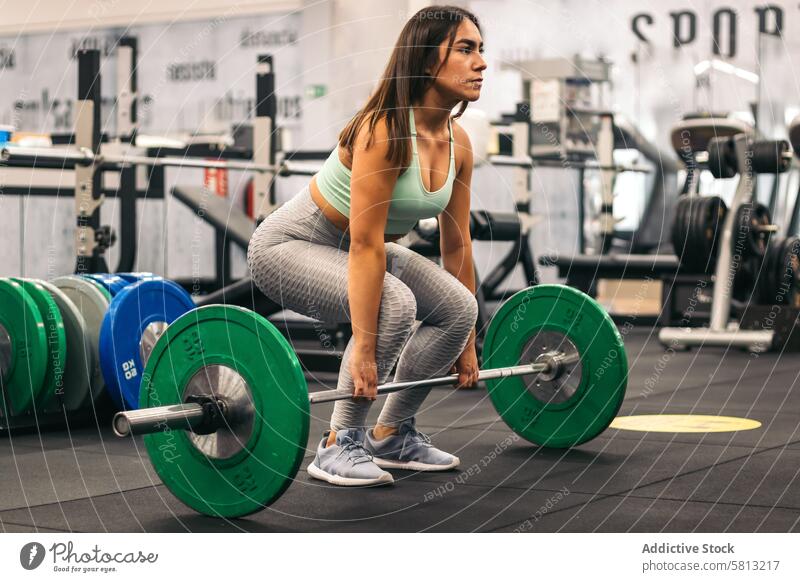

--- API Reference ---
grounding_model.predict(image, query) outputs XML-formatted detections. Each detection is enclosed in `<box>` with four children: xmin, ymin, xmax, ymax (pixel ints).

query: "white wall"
<box><xmin>0</xmin><ymin>0</ymin><xmax>300</xmax><ymax>34</ymax></box>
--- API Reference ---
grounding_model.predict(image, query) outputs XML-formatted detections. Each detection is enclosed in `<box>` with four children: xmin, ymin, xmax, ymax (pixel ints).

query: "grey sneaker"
<box><xmin>365</xmin><ymin>419</ymin><xmax>460</xmax><ymax>471</ymax></box>
<box><xmin>307</xmin><ymin>428</ymin><xmax>394</xmax><ymax>486</ymax></box>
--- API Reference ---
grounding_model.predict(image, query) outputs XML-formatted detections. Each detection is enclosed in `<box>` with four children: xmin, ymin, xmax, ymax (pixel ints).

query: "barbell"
<box><xmin>112</xmin><ymin>284</ymin><xmax>628</xmax><ymax>518</ymax></box>
<box><xmin>0</xmin><ymin>145</ymin><xmax>312</xmax><ymax>177</ymax></box>
<box><xmin>698</xmin><ymin>137</ymin><xmax>793</xmax><ymax>179</ymax></box>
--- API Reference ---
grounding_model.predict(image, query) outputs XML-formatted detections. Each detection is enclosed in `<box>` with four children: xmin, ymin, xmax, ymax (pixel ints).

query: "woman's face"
<box><xmin>430</xmin><ymin>19</ymin><xmax>486</xmax><ymax>103</ymax></box>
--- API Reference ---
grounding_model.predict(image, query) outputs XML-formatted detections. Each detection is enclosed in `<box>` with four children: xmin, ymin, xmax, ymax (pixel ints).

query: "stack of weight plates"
<box><xmin>99</xmin><ymin>278</ymin><xmax>195</xmax><ymax>410</ymax></box>
<box><xmin>0</xmin><ymin>272</ymin><xmax>193</xmax><ymax>426</ymax></box>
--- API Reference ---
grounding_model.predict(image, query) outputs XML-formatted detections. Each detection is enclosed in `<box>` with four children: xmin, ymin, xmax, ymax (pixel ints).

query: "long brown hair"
<box><xmin>338</xmin><ymin>5</ymin><xmax>481</xmax><ymax>168</ymax></box>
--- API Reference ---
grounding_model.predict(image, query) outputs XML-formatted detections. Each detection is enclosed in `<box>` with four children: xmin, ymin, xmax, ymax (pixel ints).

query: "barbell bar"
<box><xmin>695</xmin><ymin>138</ymin><xmax>794</xmax><ymax>178</ymax></box>
<box><xmin>694</xmin><ymin>149</ymin><xmax>794</xmax><ymax>166</ymax></box>
<box><xmin>0</xmin><ymin>145</ymin><xmax>319</xmax><ymax>177</ymax></box>
<box><xmin>112</xmin><ymin>352</ymin><xmax>579</xmax><ymax>438</ymax></box>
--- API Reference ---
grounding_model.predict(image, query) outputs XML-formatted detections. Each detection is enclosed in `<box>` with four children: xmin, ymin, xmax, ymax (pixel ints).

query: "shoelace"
<box><xmin>399</xmin><ymin>429</ymin><xmax>432</xmax><ymax>459</ymax></box>
<box><xmin>336</xmin><ymin>437</ymin><xmax>374</xmax><ymax>465</ymax></box>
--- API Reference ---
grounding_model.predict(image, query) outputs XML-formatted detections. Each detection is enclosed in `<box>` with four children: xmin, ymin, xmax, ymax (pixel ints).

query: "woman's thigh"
<box><xmin>384</xmin><ymin>242</ymin><xmax>477</xmax><ymax>325</ymax></box>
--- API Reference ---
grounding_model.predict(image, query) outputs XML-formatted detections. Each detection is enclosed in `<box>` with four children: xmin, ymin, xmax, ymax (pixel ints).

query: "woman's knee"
<box><xmin>379</xmin><ymin>280</ymin><xmax>417</xmax><ymax>338</ymax></box>
<box><xmin>443</xmin><ymin>287</ymin><xmax>479</xmax><ymax>333</ymax></box>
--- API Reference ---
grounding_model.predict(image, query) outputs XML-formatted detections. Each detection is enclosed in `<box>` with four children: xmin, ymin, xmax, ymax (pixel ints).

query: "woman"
<box><xmin>247</xmin><ymin>5</ymin><xmax>486</xmax><ymax>487</ymax></box>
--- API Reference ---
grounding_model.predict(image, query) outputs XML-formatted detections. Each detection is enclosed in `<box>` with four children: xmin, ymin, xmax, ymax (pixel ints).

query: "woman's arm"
<box><xmin>348</xmin><ymin>119</ymin><xmax>401</xmax><ymax>359</ymax></box>
<box><xmin>439</xmin><ymin>122</ymin><xmax>479</xmax><ymax>388</ymax></box>
<box><xmin>440</xmin><ymin>121</ymin><xmax>477</xmax><ymax>338</ymax></box>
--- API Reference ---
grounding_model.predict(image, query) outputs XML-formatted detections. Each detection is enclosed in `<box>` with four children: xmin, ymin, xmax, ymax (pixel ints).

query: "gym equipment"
<box><xmin>116</xmin><ymin>272</ymin><xmax>161</xmax><ymax>283</ymax></box>
<box><xmin>671</xmin><ymin>196</ymin><xmax>727</xmax><ymax>274</ymax></box>
<box><xmin>51</xmin><ymin>275</ymin><xmax>111</xmax><ymax>402</ymax></box>
<box><xmin>482</xmin><ymin>285</ymin><xmax>627</xmax><ymax>448</ymax></box>
<box><xmin>99</xmin><ymin>279</ymin><xmax>196</xmax><ymax>410</ymax></box>
<box><xmin>112</xmin><ymin>284</ymin><xmax>627</xmax><ymax>517</ymax></box>
<box><xmin>758</xmin><ymin>236</ymin><xmax>800</xmax><ymax>306</ymax></box>
<box><xmin>0</xmin><ymin>144</ymin><xmax>280</xmax><ymax>174</ymax></box>
<box><xmin>660</xmin><ymin>134</ymin><xmax>792</xmax><ymax>351</ymax></box>
<box><xmin>10</xmin><ymin>279</ymin><xmax>66</xmax><ymax>412</ymax></box>
<box><xmin>413</xmin><ymin>210</ymin><xmax>522</xmax><ymax>247</ymax></box>
<box><xmin>0</xmin><ymin>48</ymin><xmax>282</xmax><ymax>282</ymax></box>
<box><xmin>84</xmin><ymin>278</ymin><xmax>112</xmax><ymax>301</ymax></box>
<box><xmin>82</xmin><ymin>274</ymin><xmax>130</xmax><ymax>297</ymax></box>
<box><xmin>0</xmin><ymin>279</ymin><xmax>48</xmax><ymax>416</ymax></box>
<box><xmin>35</xmin><ymin>280</ymin><xmax>93</xmax><ymax>411</ymax></box>
<box><xmin>671</xmin><ymin>115</ymin><xmax>753</xmax><ymax>195</ymax></box>
<box><xmin>705</xmin><ymin>137</ymin><xmax>791</xmax><ymax>179</ymax></box>
<box><xmin>735</xmin><ymin>203</ymin><xmax>774</xmax><ymax>259</ymax></box>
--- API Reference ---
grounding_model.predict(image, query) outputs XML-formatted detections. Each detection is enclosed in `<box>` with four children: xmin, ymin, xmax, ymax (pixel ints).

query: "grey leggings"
<box><xmin>247</xmin><ymin>186</ymin><xmax>478</xmax><ymax>431</ymax></box>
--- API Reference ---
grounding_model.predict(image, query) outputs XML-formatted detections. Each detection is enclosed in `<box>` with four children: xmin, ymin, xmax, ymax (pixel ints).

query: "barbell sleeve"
<box><xmin>755</xmin><ymin>224</ymin><xmax>780</xmax><ymax>233</ymax></box>
<box><xmin>113</xmin><ymin>403</ymin><xmax>205</xmax><ymax>437</ymax></box>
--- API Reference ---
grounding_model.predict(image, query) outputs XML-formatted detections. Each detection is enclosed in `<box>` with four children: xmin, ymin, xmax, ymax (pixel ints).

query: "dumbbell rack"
<box><xmin>659</xmin><ymin>134</ymin><xmax>776</xmax><ymax>351</ymax></box>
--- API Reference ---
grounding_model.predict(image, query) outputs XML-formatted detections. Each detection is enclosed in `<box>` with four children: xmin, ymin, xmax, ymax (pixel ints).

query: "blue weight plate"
<box><xmin>117</xmin><ymin>272</ymin><xmax>162</xmax><ymax>283</ymax></box>
<box><xmin>99</xmin><ymin>279</ymin><xmax>195</xmax><ymax>410</ymax></box>
<box><xmin>82</xmin><ymin>274</ymin><xmax>130</xmax><ymax>296</ymax></box>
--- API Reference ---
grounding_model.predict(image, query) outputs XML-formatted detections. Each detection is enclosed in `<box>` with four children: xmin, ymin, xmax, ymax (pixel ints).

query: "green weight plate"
<box><xmin>11</xmin><ymin>279</ymin><xmax>66</xmax><ymax>411</ymax></box>
<box><xmin>483</xmin><ymin>284</ymin><xmax>628</xmax><ymax>448</ymax></box>
<box><xmin>0</xmin><ymin>279</ymin><xmax>47</xmax><ymax>416</ymax></box>
<box><xmin>51</xmin><ymin>276</ymin><xmax>110</xmax><ymax>401</ymax></box>
<box><xmin>141</xmin><ymin>305</ymin><xmax>309</xmax><ymax>518</ymax></box>
<box><xmin>35</xmin><ymin>280</ymin><xmax>92</xmax><ymax>412</ymax></box>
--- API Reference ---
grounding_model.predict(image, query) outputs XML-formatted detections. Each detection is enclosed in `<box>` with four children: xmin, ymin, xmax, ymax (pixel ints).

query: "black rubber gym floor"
<box><xmin>1</xmin><ymin>328</ymin><xmax>798</xmax><ymax>533</ymax></box>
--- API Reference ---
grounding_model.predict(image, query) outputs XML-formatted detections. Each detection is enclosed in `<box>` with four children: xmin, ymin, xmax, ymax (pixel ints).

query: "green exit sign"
<box><xmin>305</xmin><ymin>84</ymin><xmax>327</xmax><ymax>99</ymax></box>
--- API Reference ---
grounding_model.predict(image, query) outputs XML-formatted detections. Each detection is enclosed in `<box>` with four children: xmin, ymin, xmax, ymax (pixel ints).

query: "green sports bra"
<box><xmin>315</xmin><ymin>109</ymin><xmax>456</xmax><ymax>235</ymax></box>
